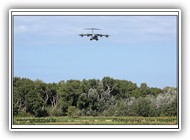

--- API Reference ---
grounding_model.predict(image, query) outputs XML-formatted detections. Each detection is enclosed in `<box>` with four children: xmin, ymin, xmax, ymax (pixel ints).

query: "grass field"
<box><xmin>13</xmin><ymin>116</ymin><xmax>177</xmax><ymax>125</ymax></box>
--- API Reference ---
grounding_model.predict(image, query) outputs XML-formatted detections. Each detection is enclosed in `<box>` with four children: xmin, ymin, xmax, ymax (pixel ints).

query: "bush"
<box><xmin>86</xmin><ymin>108</ymin><xmax>97</xmax><ymax>116</ymax></box>
<box><xmin>17</xmin><ymin>111</ymin><xmax>33</xmax><ymax>117</ymax></box>
<box><xmin>67</xmin><ymin>106</ymin><xmax>79</xmax><ymax>118</ymax></box>
<box><xmin>136</xmin><ymin>97</ymin><xmax>151</xmax><ymax>117</ymax></box>
<box><xmin>103</xmin><ymin>106</ymin><xmax>116</xmax><ymax>116</ymax></box>
<box><xmin>114</xmin><ymin>101</ymin><xmax>128</xmax><ymax>116</ymax></box>
<box><xmin>48</xmin><ymin>107</ymin><xmax>63</xmax><ymax>116</ymax></box>
<box><xmin>34</xmin><ymin>108</ymin><xmax>49</xmax><ymax>117</ymax></box>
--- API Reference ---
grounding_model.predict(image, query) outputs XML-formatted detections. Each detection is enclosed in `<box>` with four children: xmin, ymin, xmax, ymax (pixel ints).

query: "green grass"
<box><xmin>13</xmin><ymin>116</ymin><xmax>177</xmax><ymax>125</ymax></box>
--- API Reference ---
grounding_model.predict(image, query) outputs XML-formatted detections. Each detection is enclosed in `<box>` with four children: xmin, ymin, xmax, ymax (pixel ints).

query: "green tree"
<box><xmin>13</xmin><ymin>76</ymin><xmax>177</xmax><ymax>118</ymax></box>
<box><xmin>26</xmin><ymin>89</ymin><xmax>48</xmax><ymax>117</ymax></box>
<box><xmin>57</xmin><ymin>80</ymin><xmax>82</xmax><ymax>115</ymax></box>
<box><xmin>139</xmin><ymin>82</ymin><xmax>149</xmax><ymax>96</ymax></box>
<box><xmin>117</xmin><ymin>80</ymin><xmax>137</xmax><ymax>99</ymax></box>
<box><xmin>77</xmin><ymin>93</ymin><xmax>88</xmax><ymax>111</ymax></box>
<box><xmin>136</xmin><ymin>97</ymin><xmax>151</xmax><ymax>117</ymax></box>
<box><xmin>13</xmin><ymin>77</ymin><xmax>35</xmax><ymax>115</ymax></box>
<box><xmin>102</xmin><ymin>77</ymin><xmax>118</xmax><ymax>96</ymax></box>
<box><xmin>86</xmin><ymin>88</ymin><xmax>99</xmax><ymax>116</ymax></box>
<box><xmin>157</xmin><ymin>87</ymin><xmax>177</xmax><ymax>116</ymax></box>
<box><xmin>81</xmin><ymin>79</ymin><xmax>90</xmax><ymax>93</ymax></box>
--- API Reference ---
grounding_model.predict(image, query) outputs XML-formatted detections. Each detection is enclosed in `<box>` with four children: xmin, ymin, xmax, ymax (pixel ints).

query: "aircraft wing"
<box><xmin>96</xmin><ymin>34</ymin><xmax>109</xmax><ymax>37</ymax></box>
<box><xmin>79</xmin><ymin>33</ymin><xmax>93</xmax><ymax>37</ymax></box>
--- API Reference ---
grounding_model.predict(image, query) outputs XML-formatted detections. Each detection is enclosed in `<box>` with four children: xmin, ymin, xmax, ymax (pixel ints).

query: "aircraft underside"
<box><xmin>79</xmin><ymin>28</ymin><xmax>109</xmax><ymax>41</ymax></box>
<box><xmin>90</xmin><ymin>36</ymin><xmax>98</xmax><ymax>41</ymax></box>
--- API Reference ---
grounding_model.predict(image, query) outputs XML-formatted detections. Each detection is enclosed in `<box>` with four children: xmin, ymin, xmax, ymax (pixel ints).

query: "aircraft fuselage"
<box><xmin>79</xmin><ymin>28</ymin><xmax>109</xmax><ymax>41</ymax></box>
<box><xmin>90</xmin><ymin>35</ymin><xmax>98</xmax><ymax>41</ymax></box>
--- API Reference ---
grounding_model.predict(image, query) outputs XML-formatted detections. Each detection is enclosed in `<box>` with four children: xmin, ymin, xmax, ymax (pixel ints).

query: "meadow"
<box><xmin>13</xmin><ymin>116</ymin><xmax>177</xmax><ymax>125</ymax></box>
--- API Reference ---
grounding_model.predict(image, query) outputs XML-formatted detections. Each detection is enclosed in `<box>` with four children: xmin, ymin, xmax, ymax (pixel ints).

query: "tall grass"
<box><xmin>14</xmin><ymin>116</ymin><xmax>177</xmax><ymax>125</ymax></box>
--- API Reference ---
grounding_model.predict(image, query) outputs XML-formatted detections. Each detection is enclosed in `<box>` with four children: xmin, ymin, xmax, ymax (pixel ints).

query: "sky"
<box><xmin>13</xmin><ymin>15</ymin><xmax>177</xmax><ymax>88</ymax></box>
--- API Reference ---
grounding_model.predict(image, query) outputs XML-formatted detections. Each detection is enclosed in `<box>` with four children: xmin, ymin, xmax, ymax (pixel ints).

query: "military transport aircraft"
<box><xmin>79</xmin><ymin>28</ymin><xmax>109</xmax><ymax>41</ymax></box>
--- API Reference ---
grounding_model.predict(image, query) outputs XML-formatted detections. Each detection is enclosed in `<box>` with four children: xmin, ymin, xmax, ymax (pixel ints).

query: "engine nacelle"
<box><xmin>79</xmin><ymin>34</ymin><xmax>84</xmax><ymax>37</ymax></box>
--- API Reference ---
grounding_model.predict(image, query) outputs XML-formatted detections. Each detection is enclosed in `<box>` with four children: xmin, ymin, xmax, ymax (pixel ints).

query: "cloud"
<box><xmin>14</xmin><ymin>16</ymin><xmax>82</xmax><ymax>37</ymax></box>
<box><xmin>14</xmin><ymin>25</ymin><xmax>28</xmax><ymax>33</ymax></box>
<box><xmin>13</xmin><ymin>15</ymin><xmax>177</xmax><ymax>47</ymax></box>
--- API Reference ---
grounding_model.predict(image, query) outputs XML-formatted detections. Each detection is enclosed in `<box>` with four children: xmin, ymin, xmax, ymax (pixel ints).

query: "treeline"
<box><xmin>13</xmin><ymin>77</ymin><xmax>177</xmax><ymax>117</ymax></box>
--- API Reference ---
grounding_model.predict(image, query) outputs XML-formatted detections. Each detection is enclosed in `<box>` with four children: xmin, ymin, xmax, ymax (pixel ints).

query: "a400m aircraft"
<box><xmin>79</xmin><ymin>28</ymin><xmax>109</xmax><ymax>41</ymax></box>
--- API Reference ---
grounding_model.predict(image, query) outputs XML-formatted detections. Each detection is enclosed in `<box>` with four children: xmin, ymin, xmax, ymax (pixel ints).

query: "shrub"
<box><xmin>136</xmin><ymin>97</ymin><xmax>151</xmax><ymax>117</ymax></box>
<box><xmin>34</xmin><ymin>108</ymin><xmax>49</xmax><ymax>117</ymax></box>
<box><xmin>67</xmin><ymin>106</ymin><xmax>79</xmax><ymax>118</ymax></box>
<box><xmin>17</xmin><ymin>111</ymin><xmax>33</xmax><ymax>117</ymax></box>
<box><xmin>48</xmin><ymin>107</ymin><xmax>63</xmax><ymax>116</ymax></box>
